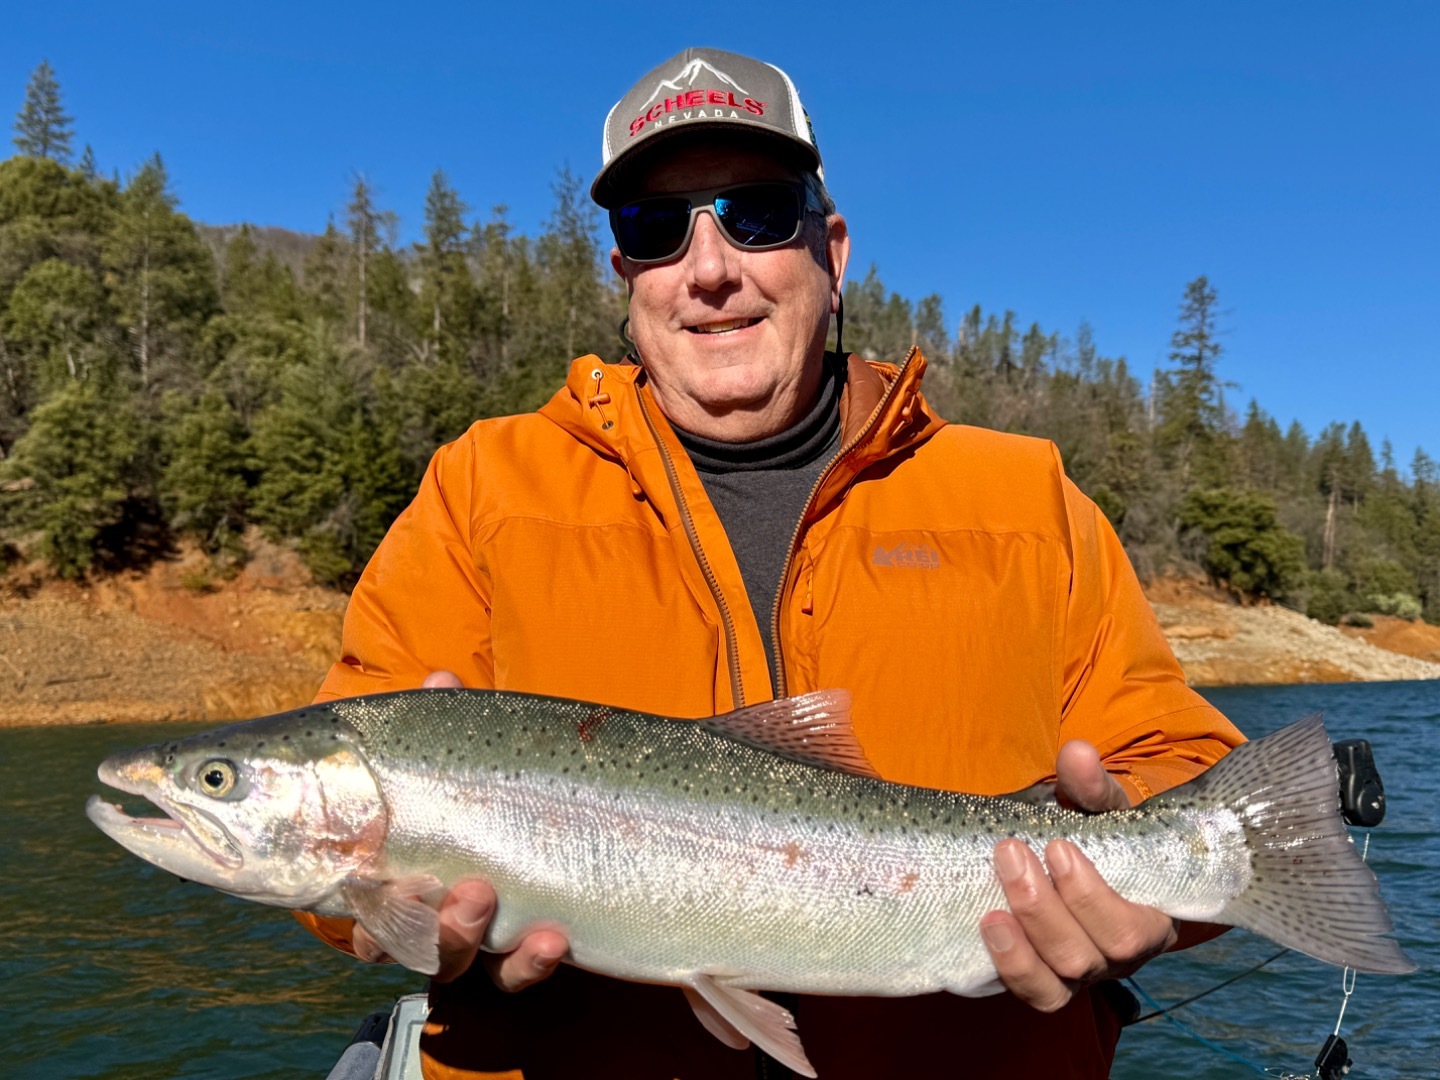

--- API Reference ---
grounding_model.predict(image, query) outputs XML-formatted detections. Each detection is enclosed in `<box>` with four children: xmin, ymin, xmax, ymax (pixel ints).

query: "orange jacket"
<box><xmin>299</xmin><ymin>350</ymin><xmax>1244</xmax><ymax>1079</ymax></box>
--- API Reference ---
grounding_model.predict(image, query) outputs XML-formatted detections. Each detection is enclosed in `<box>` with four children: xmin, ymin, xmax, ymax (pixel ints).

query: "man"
<box><xmin>300</xmin><ymin>47</ymin><xmax>1242</xmax><ymax>1079</ymax></box>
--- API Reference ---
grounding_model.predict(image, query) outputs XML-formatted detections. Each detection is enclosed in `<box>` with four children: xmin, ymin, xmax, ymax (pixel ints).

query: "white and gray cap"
<box><xmin>592</xmin><ymin>47</ymin><xmax>823</xmax><ymax>208</ymax></box>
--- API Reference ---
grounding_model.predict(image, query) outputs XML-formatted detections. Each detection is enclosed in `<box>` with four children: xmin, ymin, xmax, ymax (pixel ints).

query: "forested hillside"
<box><xmin>1</xmin><ymin>62</ymin><xmax>1436</xmax><ymax>626</ymax></box>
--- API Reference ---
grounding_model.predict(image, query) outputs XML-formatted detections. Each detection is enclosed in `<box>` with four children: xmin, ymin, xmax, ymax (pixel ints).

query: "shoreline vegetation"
<box><xmin>2</xmin><ymin>61</ymin><xmax>1438</xmax><ymax>728</ymax></box>
<box><xmin>2</xmin><ymin>538</ymin><xmax>1437</xmax><ymax>729</ymax></box>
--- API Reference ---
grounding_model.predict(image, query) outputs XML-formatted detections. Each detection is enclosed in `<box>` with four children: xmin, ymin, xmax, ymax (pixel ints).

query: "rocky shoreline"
<box><xmin>2</xmin><ymin>550</ymin><xmax>1437</xmax><ymax>727</ymax></box>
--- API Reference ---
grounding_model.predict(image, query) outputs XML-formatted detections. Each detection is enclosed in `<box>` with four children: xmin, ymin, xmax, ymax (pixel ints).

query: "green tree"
<box><xmin>160</xmin><ymin>389</ymin><xmax>250</xmax><ymax>555</ymax></box>
<box><xmin>12</xmin><ymin>61</ymin><xmax>73</xmax><ymax>163</ymax></box>
<box><xmin>1156</xmin><ymin>276</ymin><xmax>1228</xmax><ymax>487</ymax></box>
<box><xmin>418</xmin><ymin>169</ymin><xmax>472</xmax><ymax>356</ymax></box>
<box><xmin>1178</xmin><ymin>487</ymin><xmax>1307</xmax><ymax>602</ymax></box>
<box><xmin>1</xmin><ymin>379</ymin><xmax>137</xmax><ymax>576</ymax></box>
<box><xmin>102</xmin><ymin>154</ymin><xmax>217</xmax><ymax>389</ymax></box>
<box><xmin>3</xmin><ymin>257</ymin><xmax>111</xmax><ymax>390</ymax></box>
<box><xmin>347</xmin><ymin>175</ymin><xmax>386</xmax><ymax>350</ymax></box>
<box><xmin>219</xmin><ymin>225</ymin><xmax>302</xmax><ymax>321</ymax></box>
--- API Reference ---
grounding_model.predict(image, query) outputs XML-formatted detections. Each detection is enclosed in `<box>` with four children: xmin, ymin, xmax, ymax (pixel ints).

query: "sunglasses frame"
<box><xmin>610</xmin><ymin>181</ymin><xmax>826</xmax><ymax>265</ymax></box>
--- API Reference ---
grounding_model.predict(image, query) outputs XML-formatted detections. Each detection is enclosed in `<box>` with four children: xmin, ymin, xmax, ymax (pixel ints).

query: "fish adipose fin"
<box><xmin>1174</xmin><ymin>715</ymin><xmax>1416</xmax><ymax>975</ymax></box>
<box><xmin>685</xmin><ymin>974</ymin><xmax>817</xmax><ymax>1078</ymax></box>
<box><xmin>702</xmin><ymin>690</ymin><xmax>880</xmax><ymax>779</ymax></box>
<box><xmin>340</xmin><ymin>873</ymin><xmax>445</xmax><ymax>975</ymax></box>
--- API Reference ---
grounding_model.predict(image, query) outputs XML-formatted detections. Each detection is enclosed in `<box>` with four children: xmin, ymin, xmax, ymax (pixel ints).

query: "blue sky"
<box><xmin>4</xmin><ymin>2</ymin><xmax>1436</xmax><ymax>471</ymax></box>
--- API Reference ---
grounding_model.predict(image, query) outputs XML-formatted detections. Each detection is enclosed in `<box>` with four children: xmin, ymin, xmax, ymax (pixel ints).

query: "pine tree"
<box><xmin>12</xmin><ymin>61</ymin><xmax>74</xmax><ymax>162</ymax></box>
<box><xmin>1156</xmin><ymin>276</ymin><xmax>1227</xmax><ymax>487</ymax></box>
<box><xmin>102</xmin><ymin>154</ymin><xmax>218</xmax><ymax>390</ymax></box>
<box><xmin>347</xmin><ymin>175</ymin><xmax>380</xmax><ymax>349</ymax></box>
<box><xmin>1</xmin><ymin>379</ymin><xmax>138</xmax><ymax>576</ymax></box>
<box><xmin>419</xmin><ymin>169</ymin><xmax>470</xmax><ymax>354</ymax></box>
<box><xmin>160</xmin><ymin>389</ymin><xmax>250</xmax><ymax>555</ymax></box>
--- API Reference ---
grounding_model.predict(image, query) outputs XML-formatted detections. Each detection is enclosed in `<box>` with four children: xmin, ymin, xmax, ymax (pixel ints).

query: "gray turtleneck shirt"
<box><xmin>670</xmin><ymin>354</ymin><xmax>845</xmax><ymax>680</ymax></box>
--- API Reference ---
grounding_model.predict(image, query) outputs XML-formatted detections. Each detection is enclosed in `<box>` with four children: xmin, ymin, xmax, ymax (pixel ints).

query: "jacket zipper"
<box><xmin>769</xmin><ymin>350</ymin><xmax>917</xmax><ymax>698</ymax></box>
<box><xmin>635</xmin><ymin>385</ymin><xmax>747</xmax><ymax>709</ymax></box>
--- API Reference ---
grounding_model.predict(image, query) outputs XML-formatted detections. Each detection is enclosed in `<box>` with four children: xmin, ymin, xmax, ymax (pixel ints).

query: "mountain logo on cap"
<box><xmin>640</xmin><ymin>58</ymin><xmax>749</xmax><ymax>108</ymax></box>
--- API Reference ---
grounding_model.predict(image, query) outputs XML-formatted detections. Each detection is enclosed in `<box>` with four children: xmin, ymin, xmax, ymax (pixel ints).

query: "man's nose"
<box><xmin>684</xmin><ymin>210</ymin><xmax>740</xmax><ymax>290</ymax></box>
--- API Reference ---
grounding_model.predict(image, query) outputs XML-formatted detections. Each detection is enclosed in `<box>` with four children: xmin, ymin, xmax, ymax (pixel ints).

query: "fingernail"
<box><xmin>995</xmin><ymin>841</ymin><xmax>1026</xmax><ymax>883</ymax></box>
<box><xmin>534</xmin><ymin>949</ymin><xmax>564</xmax><ymax>973</ymax></box>
<box><xmin>454</xmin><ymin>895</ymin><xmax>493</xmax><ymax>930</ymax></box>
<box><xmin>982</xmin><ymin>922</ymin><xmax>1014</xmax><ymax>953</ymax></box>
<box><xmin>1048</xmin><ymin>841</ymin><xmax>1073</xmax><ymax>878</ymax></box>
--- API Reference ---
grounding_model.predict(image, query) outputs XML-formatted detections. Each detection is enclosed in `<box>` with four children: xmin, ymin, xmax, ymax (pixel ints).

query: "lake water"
<box><xmin>3</xmin><ymin>681</ymin><xmax>1435</xmax><ymax>1078</ymax></box>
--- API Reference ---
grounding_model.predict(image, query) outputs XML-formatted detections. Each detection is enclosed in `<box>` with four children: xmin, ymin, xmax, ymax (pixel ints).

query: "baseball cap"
<box><xmin>592</xmin><ymin>47</ymin><xmax>823</xmax><ymax>208</ymax></box>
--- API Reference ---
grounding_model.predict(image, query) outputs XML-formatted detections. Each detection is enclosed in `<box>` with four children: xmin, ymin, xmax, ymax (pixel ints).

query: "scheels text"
<box><xmin>630</xmin><ymin>91</ymin><xmax>766</xmax><ymax>137</ymax></box>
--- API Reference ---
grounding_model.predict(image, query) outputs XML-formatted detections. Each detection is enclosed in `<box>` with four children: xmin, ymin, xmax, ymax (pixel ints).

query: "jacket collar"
<box><xmin>540</xmin><ymin>347</ymin><xmax>945</xmax><ymax>477</ymax></box>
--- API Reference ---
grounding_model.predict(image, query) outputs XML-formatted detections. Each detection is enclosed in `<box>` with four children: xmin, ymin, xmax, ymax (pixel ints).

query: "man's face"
<box><xmin>610</xmin><ymin>142</ymin><xmax>850</xmax><ymax>442</ymax></box>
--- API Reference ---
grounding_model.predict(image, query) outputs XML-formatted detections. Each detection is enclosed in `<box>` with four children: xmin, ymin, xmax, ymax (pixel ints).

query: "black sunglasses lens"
<box><xmin>714</xmin><ymin>186</ymin><xmax>802</xmax><ymax>248</ymax></box>
<box><xmin>615</xmin><ymin>198</ymin><xmax>692</xmax><ymax>261</ymax></box>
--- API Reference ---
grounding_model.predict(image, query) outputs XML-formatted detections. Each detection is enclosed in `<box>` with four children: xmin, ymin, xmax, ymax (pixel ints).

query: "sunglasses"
<box><xmin>610</xmin><ymin>182</ymin><xmax>825</xmax><ymax>264</ymax></box>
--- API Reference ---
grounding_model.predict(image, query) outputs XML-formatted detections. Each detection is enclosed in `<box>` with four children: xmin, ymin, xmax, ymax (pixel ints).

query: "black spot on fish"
<box><xmin>282</xmin><ymin>735</ymin><xmax>290</xmax><ymax>741</ymax></box>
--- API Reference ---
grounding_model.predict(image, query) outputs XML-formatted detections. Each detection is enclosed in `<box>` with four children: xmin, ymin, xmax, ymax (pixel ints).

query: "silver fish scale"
<box><xmin>326</xmin><ymin>690</ymin><xmax>1250</xmax><ymax>996</ymax></box>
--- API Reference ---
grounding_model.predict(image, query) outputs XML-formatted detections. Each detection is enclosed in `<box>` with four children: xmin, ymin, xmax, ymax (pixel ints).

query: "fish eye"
<box><xmin>197</xmin><ymin>759</ymin><xmax>237</xmax><ymax>798</ymax></box>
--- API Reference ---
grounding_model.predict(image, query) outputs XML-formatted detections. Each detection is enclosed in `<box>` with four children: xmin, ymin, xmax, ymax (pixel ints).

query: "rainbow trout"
<box><xmin>87</xmin><ymin>688</ymin><xmax>1413</xmax><ymax>1076</ymax></box>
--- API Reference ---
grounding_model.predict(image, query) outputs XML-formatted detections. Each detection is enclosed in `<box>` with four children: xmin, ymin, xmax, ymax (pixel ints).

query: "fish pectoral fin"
<box><xmin>685</xmin><ymin>975</ymin><xmax>816</xmax><ymax>1079</ymax></box>
<box><xmin>341</xmin><ymin>873</ymin><xmax>444</xmax><ymax>976</ymax></box>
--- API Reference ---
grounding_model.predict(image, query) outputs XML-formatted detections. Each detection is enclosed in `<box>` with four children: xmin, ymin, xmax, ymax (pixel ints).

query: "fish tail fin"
<box><xmin>1168</xmin><ymin>714</ymin><xmax>1415</xmax><ymax>975</ymax></box>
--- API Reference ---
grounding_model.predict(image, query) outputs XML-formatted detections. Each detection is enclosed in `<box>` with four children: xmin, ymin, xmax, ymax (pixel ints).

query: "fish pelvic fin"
<box><xmin>686</xmin><ymin>975</ymin><xmax>817</xmax><ymax>1078</ymax></box>
<box><xmin>340</xmin><ymin>873</ymin><xmax>445</xmax><ymax>975</ymax></box>
<box><xmin>1168</xmin><ymin>714</ymin><xmax>1415</xmax><ymax>975</ymax></box>
<box><xmin>702</xmin><ymin>690</ymin><xmax>880</xmax><ymax>779</ymax></box>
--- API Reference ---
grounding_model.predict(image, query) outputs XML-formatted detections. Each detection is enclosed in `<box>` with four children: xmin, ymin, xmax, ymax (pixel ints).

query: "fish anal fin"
<box><xmin>702</xmin><ymin>690</ymin><xmax>879</xmax><ymax>779</ymax></box>
<box><xmin>686</xmin><ymin>974</ymin><xmax>816</xmax><ymax>1078</ymax></box>
<box><xmin>341</xmin><ymin>873</ymin><xmax>444</xmax><ymax>975</ymax></box>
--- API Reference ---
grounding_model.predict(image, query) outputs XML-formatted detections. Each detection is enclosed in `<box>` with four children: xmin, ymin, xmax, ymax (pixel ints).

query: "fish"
<box><xmin>86</xmin><ymin>688</ymin><xmax>1414</xmax><ymax>1077</ymax></box>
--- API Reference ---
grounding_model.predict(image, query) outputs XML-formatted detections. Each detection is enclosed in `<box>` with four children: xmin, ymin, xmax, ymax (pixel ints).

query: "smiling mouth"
<box><xmin>687</xmin><ymin>317</ymin><xmax>761</xmax><ymax>335</ymax></box>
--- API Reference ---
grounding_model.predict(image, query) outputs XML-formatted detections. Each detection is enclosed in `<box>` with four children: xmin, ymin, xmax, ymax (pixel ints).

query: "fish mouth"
<box><xmin>88</xmin><ymin>759</ymin><xmax>244</xmax><ymax>874</ymax></box>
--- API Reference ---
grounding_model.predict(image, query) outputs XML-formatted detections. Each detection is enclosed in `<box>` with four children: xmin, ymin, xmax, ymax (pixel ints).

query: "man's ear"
<box><xmin>825</xmin><ymin>215</ymin><xmax>851</xmax><ymax>313</ymax></box>
<box><xmin>610</xmin><ymin>247</ymin><xmax>631</xmax><ymax>293</ymax></box>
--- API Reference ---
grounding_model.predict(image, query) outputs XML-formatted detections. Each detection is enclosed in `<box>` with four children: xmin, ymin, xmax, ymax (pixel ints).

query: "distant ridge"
<box><xmin>198</xmin><ymin>223</ymin><xmax>321</xmax><ymax>281</ymax></box>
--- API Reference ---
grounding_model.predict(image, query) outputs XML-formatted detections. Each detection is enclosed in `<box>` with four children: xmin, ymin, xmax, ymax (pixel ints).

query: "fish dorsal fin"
<box><xmin>686</xmin><ymin>974</ymin><xmax>817</xmax><ymax>1078</ymax></box>
<box><xmin>341</xmin><ymin>873</ymin><xmax>444</xmax><ymax>975</ymax></box>
<box><xmin>701</xmin><ymin>690</ymin><xmax>880</xmax><ymax>779</ymax></box>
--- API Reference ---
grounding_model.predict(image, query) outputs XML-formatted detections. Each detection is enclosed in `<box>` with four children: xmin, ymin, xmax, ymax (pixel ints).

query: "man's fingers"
<box><xmin>1046</xmin><ymin>840</ymin><xmax>1177</xmax><ymax>968</ymax></box>
<box><xmin>482</xmin><ymin>929</ymin><xmax>569</xmax><ymax>993</ymax></box>
<box><xmin>991</xmin><ymin>840</ymin><xmax>1107</xmax><ymax>990</ymax></box>
<box><xmin>433</xmin><ymin>878</ymin><xmax>497</xmax><ymax>983</ymax></box>
<box><xmin>980</xmin><ymin>909</ymin><xmax>1075</xmax><ymax>1013</ymax></box>
<box><xmin>423</xmin><ymin>670</ymin><xmax>463</xmax><ymax>689</ymax></box>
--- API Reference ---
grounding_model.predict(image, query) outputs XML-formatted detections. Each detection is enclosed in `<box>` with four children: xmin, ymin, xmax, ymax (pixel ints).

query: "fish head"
<box><xmin>86</xmin><ymin>707</ymin><xmax>388</xmax><ymax>910</ymax></box>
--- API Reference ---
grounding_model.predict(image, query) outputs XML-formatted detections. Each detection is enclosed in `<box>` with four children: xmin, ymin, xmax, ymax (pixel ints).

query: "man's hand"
<box><xmin>349</xmin><ymin>670</ymin><xmax>570</xmax><ymax>989</ymax></box>
<box><xmin>978</xmin><ymin>740</ymin><xmax>1178</xmax><ymax>1012</ymax></box>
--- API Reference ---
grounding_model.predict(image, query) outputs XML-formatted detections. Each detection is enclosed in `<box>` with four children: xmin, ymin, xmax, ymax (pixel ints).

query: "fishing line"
<box><xmin>1126</xmin><ymin>830</ymin><xmax>1382</xmax><ymax>1080</ymax></box>
<box><xmin>1128</xmin><ymin>947</ymin><xmax>1291</xmax><ymax>1023</ymax></box>
<box><xmin>1124</xmin><ymin>977</ymin><xmax>1307</xmax><ymax>1077</ymax></box>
